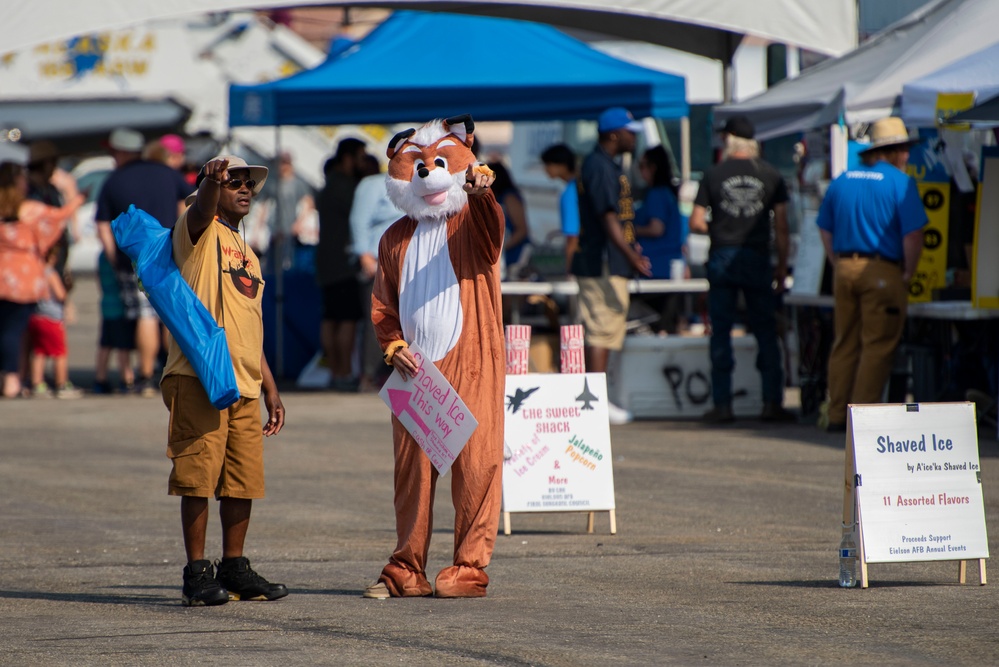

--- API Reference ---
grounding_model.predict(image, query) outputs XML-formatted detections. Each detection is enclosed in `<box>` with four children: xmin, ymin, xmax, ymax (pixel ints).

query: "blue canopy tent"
<box><xmin>229</xmin><ymin>11</ymin><xmax>688</xmax><ymax>126</ymax></box>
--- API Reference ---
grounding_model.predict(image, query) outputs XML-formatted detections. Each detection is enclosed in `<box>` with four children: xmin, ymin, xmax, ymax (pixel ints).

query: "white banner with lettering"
<box><xmin>502</xmin><ymin>373</ymin><xmax>616</xmax><ymax>513</ymax></box>
<box><xmin>851</xmin><ymin>403</ymin><xmax>989</xmax><ymax>563</ymax></box>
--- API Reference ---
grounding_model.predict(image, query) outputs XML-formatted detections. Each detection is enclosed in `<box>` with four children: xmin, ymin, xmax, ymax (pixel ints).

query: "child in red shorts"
<box><xmin>28</xmin><ymin>248</ymin><xmax>81</xmax><ymax>398</ymax></box>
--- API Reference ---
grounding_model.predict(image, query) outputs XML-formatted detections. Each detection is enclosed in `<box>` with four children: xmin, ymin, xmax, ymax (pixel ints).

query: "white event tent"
<box><xmin>901</xmin><ymin>41</ymin><xmax>999</xmax><ymax>128</ymax></box>
<box><xmin>715</xmin><ymin>0</ymin><xmax>999</xmax><ymax>139</ymax></box>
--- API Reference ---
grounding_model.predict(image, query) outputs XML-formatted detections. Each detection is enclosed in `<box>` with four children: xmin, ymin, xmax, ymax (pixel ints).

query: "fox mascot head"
<box><xmin>386</xmin><ymin>114</ymin><xmax>481</xmax><ymax>222</ymax></box>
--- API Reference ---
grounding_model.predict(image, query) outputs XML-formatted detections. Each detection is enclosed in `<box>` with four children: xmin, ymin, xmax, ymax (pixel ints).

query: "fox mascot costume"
<box><xmin>366</xmin><ymin>115</ymin><xmax>506</xmax><ymax>599</ymax></box>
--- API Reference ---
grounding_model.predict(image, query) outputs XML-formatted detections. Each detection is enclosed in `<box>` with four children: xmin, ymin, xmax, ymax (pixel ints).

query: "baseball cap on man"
<box><xmin>720</xmin><ymin>116</ymin><xmax>755</xmax><ymax>140</ymax></box>
<box><xmin>160</xmin><ymin>134</ymin><xmax>186</xmax><ymax>155</ymax></box>
<box><xmin>185</xmin><ymin>154</ymin><xmax>269</xmax><ymax>206</ymax></box>
<box><xmin>598</xmin><ymin>107</ymin><xmax>644</xmax><ymax>134</ymax></box>
<box><xmin>107</xmin><ymin>128</ymin><xmax>145</xmax><ymax>153</ymax></box>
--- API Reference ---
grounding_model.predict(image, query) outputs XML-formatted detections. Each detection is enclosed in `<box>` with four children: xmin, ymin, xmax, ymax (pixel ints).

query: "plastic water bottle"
<box><xmin>838</xmin><ymin>526</ymin><xmax>857</xmax><ymax>588</ymax></box>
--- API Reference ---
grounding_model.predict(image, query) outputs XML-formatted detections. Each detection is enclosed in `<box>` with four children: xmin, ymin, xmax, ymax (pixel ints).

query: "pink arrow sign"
<box><xmin>387</xmin><ymin>388</ymin><xmax>431</xmax><ymax>436</ymax></box>
<box><xmin>379</xmin><ymin>343</ymin><xmax>478</xmax><ymax>476</ymax></box>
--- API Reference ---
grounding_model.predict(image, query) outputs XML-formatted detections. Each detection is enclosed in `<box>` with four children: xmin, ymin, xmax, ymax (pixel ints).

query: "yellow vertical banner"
<box><xmin>909</xmin><ymin>182</ymin><xmax>949</xmax><ymax>302</ymax></box>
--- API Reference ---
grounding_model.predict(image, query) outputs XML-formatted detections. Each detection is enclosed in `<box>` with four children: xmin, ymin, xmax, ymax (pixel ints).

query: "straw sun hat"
<box><xmin>859</xmin><ymin>117</ymin><xmax>920</xmax><ymax>154</ymax></box>
<box><xmin>185</xmin><ymin>155</ymin><xmax>268</xmax><ymax>206</ymax></box>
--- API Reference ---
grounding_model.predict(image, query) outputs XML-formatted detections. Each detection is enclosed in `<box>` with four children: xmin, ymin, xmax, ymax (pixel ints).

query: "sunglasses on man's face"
<box><xmin>221</xmin><ymin>178</ymin><xmax>256</xmax><ymax>191</ymax></box>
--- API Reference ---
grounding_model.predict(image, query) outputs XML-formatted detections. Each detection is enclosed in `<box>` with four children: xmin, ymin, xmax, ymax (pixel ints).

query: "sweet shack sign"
<box><xmin>502</xmin><ymin>373</ymin><xmax>616</xmax><ymax>513</ymax></box>
<box><xmin>379</xmin><ymin>343</ymin><xmax>477</xmax><ymax>475</ymax></box>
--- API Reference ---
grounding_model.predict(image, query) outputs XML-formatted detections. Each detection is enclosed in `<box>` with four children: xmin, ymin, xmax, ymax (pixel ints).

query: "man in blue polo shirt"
<box><xmin>816</xmin><ymin>117</ymin><xmax>928</xmax><ymax>432</ymax></box>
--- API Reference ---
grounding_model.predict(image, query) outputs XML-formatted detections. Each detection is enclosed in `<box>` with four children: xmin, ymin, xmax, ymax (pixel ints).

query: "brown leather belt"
<box><xmin>836</xmin><ymin>252</ymin><xmax>902</xmax><ymax>268</ymax></box>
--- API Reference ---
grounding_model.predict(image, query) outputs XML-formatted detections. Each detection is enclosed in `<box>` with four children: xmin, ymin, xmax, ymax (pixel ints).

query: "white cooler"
<box><xmin>607</xmin><ymin>334</ymin><xmax>763</xmax><ymax>419</ymax></box>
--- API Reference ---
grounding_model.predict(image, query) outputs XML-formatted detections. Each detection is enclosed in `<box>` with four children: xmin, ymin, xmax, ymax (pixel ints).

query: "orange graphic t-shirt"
<box><xmin>162</xmin><ymin>209</ymin><xmax>265</xmax><ymax>399</ymax></box>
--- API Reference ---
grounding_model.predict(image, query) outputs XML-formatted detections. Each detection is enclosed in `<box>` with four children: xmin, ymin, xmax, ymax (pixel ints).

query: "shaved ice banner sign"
<box><xmin>502</xmin><ymin>373</ymin><xmax>616</xmax><ymax>513</ymax></box>
<box><xmin>379</xmin><ymin>343</ymin><xmax>478</xmax><ymax>476</ymax></box>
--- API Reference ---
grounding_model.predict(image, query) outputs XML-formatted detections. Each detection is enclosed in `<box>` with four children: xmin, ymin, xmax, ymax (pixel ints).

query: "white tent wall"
<box><xmin>0</xmin><ymin>21</ymin><xmax>224</xmax><ymax>128</ymax></box>
<box><xmin>590</xmin><ymin>39</ymin><xmax>769</xmax><ymax>105</ymax></box>
<box><xmin>5</xmin><ymin>0</ymin><xmax>857</xmax><ymax>61</ymax></box>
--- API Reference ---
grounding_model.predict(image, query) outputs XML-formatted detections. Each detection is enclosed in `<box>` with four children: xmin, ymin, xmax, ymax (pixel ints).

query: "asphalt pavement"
<box><xmin>1</xmin><ymin>275</ymin><xmax>998</xmax><ymax>666</ymax></box>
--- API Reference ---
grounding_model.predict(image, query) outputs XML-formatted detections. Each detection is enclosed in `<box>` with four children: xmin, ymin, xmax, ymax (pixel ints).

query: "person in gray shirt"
<box><xmin>350</xmin><ymin>155</ymin><xmax>404</xmax><ymax>391</ymax></box>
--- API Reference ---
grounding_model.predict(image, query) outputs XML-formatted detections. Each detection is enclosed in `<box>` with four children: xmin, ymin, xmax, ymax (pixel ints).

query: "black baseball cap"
<box><xmin>720</xmin><ymin>116</ymin><xmax>755</xmax><ymax>140</ymax></box>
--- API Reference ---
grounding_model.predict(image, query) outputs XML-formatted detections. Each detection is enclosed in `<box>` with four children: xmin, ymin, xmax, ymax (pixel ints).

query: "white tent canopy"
<box><xmin>716</xmin><ymin>0</ymin><xmax>999</xmax><ymax>139</ymax></box>
<box><xmin>5</xmin><ymin>0</ymin><xmax>856</xmax><ymax>61</ymax></box>
<box><xmin>901</xmin><ymin>41</ymin><xmax>999</xmax><ymax>128</ymax></box>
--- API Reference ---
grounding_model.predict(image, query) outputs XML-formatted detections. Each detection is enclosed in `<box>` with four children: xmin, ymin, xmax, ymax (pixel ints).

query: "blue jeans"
<box><xmin>706</xmin><ymin>247</ymin><xmax>783</xmax><ymax>407</ymax></box>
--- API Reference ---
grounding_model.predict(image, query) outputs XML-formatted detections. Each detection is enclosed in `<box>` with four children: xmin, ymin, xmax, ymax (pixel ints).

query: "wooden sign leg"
<box><xmin>962</xmin><ymin>559</ymin><xmax>989</xmax><ymax>585</ymax></box>
<box><xmin>586</xmin><ymin>511</ymin><xmax>594</xmax><ymax>533</ymax></box>
<box><xmin>858</xmin><ymin>506</ymin><xmax>869</xmax><ymax>589</ymax></box>
<box><xmin>609</xmin><ymin>509</ymin><xmax>617</xmax><ymax>535</ymax></box>
<box><xmin>503</xmin><ymin>511</ymin><xmax>511</xmax><ymax>536</ymax></box>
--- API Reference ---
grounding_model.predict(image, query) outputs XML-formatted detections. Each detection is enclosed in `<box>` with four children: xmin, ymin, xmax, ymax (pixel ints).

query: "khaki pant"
<box><xmin>827</xmin><ymin>257</ymin><xmax>908</xmax><ymax>424</ymax></box>
<box><xmin>577</xmin><ymin>275</ymin><xmax>630</xmax><ymax>351</ymax></box>
<box><xmin>161</xmin><ymin>375</ymin><xmax>265</xmax><ymax>499</ymax></box>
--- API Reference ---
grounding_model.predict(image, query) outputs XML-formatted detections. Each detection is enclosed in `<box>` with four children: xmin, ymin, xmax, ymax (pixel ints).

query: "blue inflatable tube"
<box><xmin>112</xmin><ymin>205</ymin><xmax>240</xmax><ymax>409</ymax></box>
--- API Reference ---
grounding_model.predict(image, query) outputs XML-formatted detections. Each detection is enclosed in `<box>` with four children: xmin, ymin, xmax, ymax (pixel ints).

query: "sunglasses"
<box><xmin>221</xmin><ymin>178</ymin><xmax>256</xmax><ymax>191</ymax></box>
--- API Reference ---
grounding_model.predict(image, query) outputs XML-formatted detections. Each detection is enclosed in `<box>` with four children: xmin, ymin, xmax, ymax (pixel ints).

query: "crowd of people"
<box><xmin>0</xmin><ymin>116</ymin><xmax>742</xmax><ymax>412</ymax></box>
<box><xmin>0</xmin><ymin>109</ymin><xmax>930</xmax><ymax>434</ymax></box>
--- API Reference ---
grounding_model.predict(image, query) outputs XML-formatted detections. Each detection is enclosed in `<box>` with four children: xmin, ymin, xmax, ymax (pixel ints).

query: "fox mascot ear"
<box><xmin>443</xmin><ymin>114</ymin><xmax>475</xmax><ymax>147</ymax></box>
<box><xmin>387</xmin><ymin>128</ymin><xmax>415</xmax><ymax>159</ymax></box>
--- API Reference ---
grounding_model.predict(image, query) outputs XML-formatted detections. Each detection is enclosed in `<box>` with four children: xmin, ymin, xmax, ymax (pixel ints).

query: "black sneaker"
<box><xmin>91</xmin><ymin>380</ymin><xmax>113</xmax><ymax>395</ymax></box>
<box><xmin>215</xmin><ymin>557</ymin><xmax>288</xmax><ymax>601</ymax></box>
<box><xmin>182</xmin><ymin>559</ymin><xmax>229</xmax><ymax>607</ymax></box>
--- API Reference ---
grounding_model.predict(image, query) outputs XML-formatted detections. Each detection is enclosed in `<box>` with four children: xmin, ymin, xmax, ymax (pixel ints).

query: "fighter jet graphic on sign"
<box><xmin>506</xmin><ymin>386</ymin><xmax>539</xmax><ymax>414</ymax></box>
<box><xmin>575</xmin><ymin>378</ymin><xmax>599</xmax><ymax>410</ymax></box>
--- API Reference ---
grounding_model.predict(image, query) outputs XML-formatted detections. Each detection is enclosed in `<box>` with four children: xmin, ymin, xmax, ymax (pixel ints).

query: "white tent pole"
<box><xmin>723</xmin><ymin>62</ymin><xmax>735</xmax><ymax>104</ymax></box>
<box><xmin>786</xmin><ymin>45</ymin><xmax>800</xmax><ymax>79</ymax></box>
<box><xmin>275</xmin><ymin>124</ymin><xmax>285</xmax><ymax>378</ymax></box>
<box><xmin>680</xmin><ymin>116</ymin><xmax>691</xmax><ymax>182</ymax></box>
<box><xmin>830</xmin><ymin>122</ymin><xmax>848</xmax><ymax>178</ymax></box>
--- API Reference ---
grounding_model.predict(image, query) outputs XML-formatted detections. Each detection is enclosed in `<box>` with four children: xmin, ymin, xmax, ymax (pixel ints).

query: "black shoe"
<box><xmin>91</xmin><ymin>380</ymin><xmax>113</xmax><ymax>395</ymax></box>
<box><xmin>182</xmin><ymin>559</ymin><xmax>229</xmax><ymax>607</ymax></box>
<box><xmin>703</xmin><ymin>404</ymin><xmax>735</xmax><ymax>424</ymax></box>
<box><xmin>136</xmin><ymin>376</ymin><xmax>159</xmax><ymax>398</ymax></box>
<box><xmin>760</xmin><ymin>402</ymin><xmax>797</xmax><ymax>423</ymax></box>
<box><xmin>215</xmin><ymin>557</ymin><xmax>288</xmax><ymax>601</ymax></box>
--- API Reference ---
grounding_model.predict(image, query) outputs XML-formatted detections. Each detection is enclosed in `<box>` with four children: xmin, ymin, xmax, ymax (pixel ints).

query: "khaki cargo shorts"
<box><xmin>577</xmin><ymin>275</ymin><xmax>630</xmax><ymax>351</ymax></box>
<box><xmin>161</xmin><ymin>375</ymin><xmax>265</xmax><ymax>499</ymax></box>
